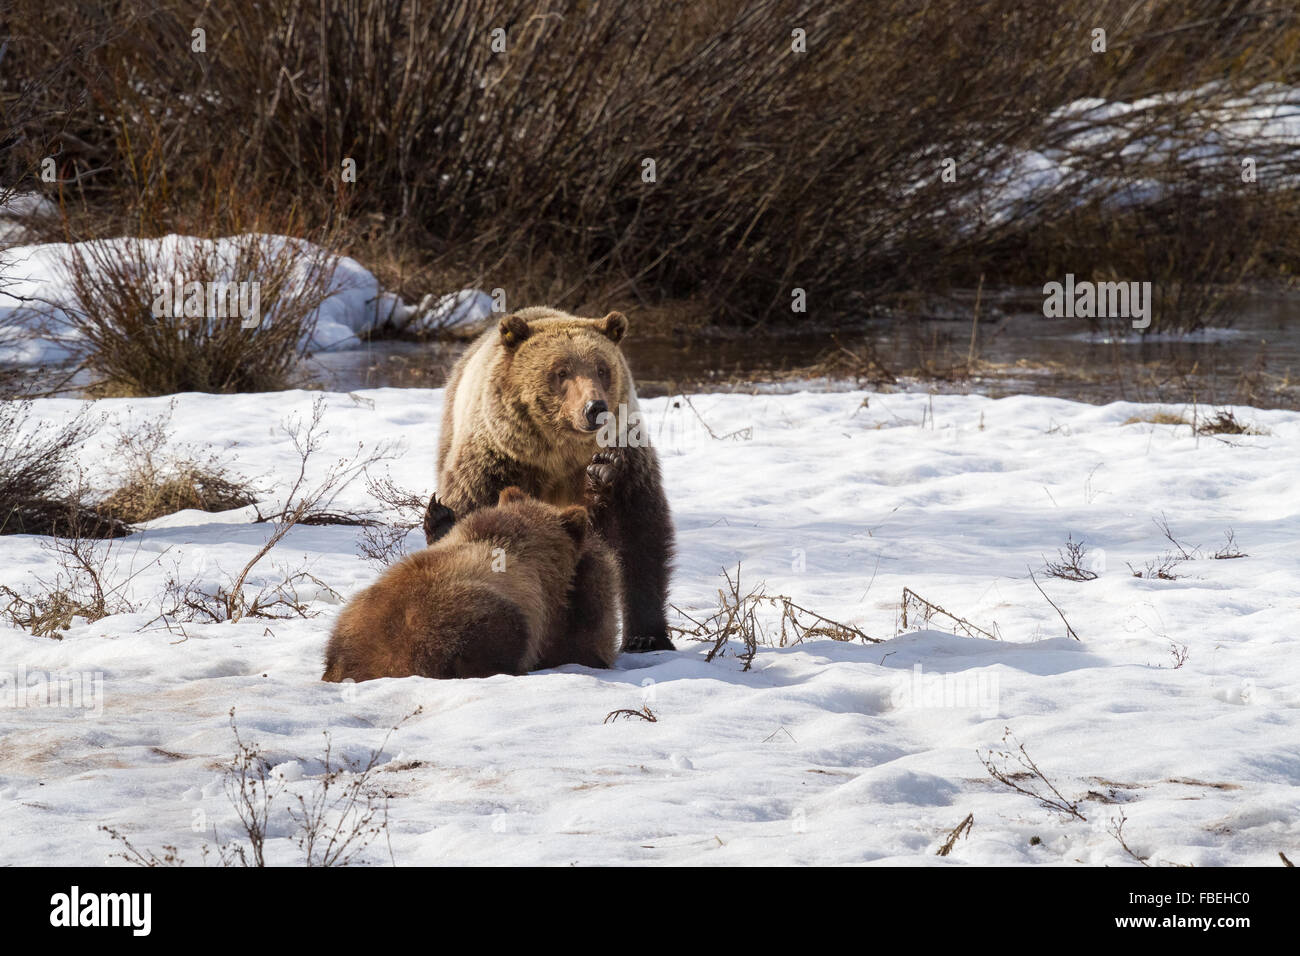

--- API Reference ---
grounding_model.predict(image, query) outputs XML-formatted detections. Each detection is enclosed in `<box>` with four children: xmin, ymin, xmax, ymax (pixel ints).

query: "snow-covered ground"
<box><xmin>970</xmin><ymin>84</ymin><xmax>1300</xmax><ymax>226</ymax></box>
<box><xmin>1</xmin><ymin>387</ymin><xmax>1297</xmax><ymax>865</ymax></box>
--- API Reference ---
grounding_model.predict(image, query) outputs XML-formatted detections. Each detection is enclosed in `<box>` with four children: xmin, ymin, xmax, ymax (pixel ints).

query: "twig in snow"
<box><xmin>1027</xmin><ymin>567</ymin><xmax>1080</xmax><ymax>641</ymax></box>
<box><xmin>604</xmin><ymin>705</ymin><xmax>657</xmax><ymax>724</ymax></box>
<box><xmin>980</xmin><ymin>727</ymin><xmax>1086</xmax><ymax>821</ymax></box>
<box><xmin>936</xmin><ymin>813</ymin><xmax>974</xmax><ymax>856</ymax></box>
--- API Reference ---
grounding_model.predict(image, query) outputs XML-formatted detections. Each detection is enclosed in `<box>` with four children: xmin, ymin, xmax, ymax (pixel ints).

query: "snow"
<box><xmin>973</xmin><ymin>84</ymin><xmax>1300</xmax><ymax>226</ymax></box>
<box><xmin>0</xmin><ymin>233</ymin><xmax>491</xmax><ymax>365</ymax></box>
<box><xmin>1</xmin><ymin>387</ymin><xmax>1297</xmax><ymax>865</ymax></box>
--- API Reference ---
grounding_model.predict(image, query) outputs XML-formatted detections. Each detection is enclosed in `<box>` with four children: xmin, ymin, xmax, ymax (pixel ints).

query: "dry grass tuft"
<box><xmin>936</xmin><ymin>813</ymin><xmax>974</xmax><ymax>857</ymax></box>
<box><xmin>1122</xmin><ymin>410</ymin><xmax>1190</xmax><ymax>426</ymax></box>
<box><xmin>897</xmin><ymin>587</ymin><xmax>999</xmax><ymax>641</ymax></box>
<box><xmin>94</xmin><ymin>403</ymin><xmax>258</xmax><ymax>524</ymax></box>
<box><xmin>1197</xmin><ymin>409</ymin><xmax>1266</xmax><ymax>436</ymax></box>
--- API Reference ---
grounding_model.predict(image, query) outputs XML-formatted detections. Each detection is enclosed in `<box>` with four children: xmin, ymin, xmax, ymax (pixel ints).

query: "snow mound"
<box><xmin>0</xmin><ymin>232</ymin><xmax>486</xmax><ymax>365</ymax></box>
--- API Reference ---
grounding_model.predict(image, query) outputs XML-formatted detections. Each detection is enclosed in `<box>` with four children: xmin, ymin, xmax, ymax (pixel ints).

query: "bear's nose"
<box><xmin>583</xmin><ymin>399</ymin><xmax>608</xmax><ymax>430</ymax></box>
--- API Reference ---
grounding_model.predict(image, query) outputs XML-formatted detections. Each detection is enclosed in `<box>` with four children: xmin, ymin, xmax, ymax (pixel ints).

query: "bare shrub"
<box><xmin>224</xmin><ymin>707</ymin><xmax>416</xmax><ymax>866</ymax></box>
<box><xmin>159</xmin><ymin>565</ymin><xmax>343</xmax><ymax>626</ymax></box>
<box><xmin>1106</xmin><ymin>810</ymin><xmax>1190</xmax><ymax>867</ymax></box>
<box><xmin>1128</xmin><ymin>513</ymin><xmax>1204</xmax><ymax>579</ymax></box>
<box><xmin>0</xmin><ymin>400</ymin><xmax>127</xmax><ymax>537</ymax></box>
<box><xmin>1126</xmin><ymin>554</ymin><xmax>1184</xmax><ymax>581</ymax></box>
<box><xmin>1155</xmin><ymin>514</ymin><xmax>1199</xmax><ymax>561</ymax></box>
<box><xmin>1107</xmin><ymin>811</ymin><xmax>1150</xmax><ymax>867</ymax></box>
<box><xmin>1042</xmin><ymin>536</ymin><xmax>1097</xmax><ymax>582</ymax></box>
<box><xmin>1213</xmin><ymin>530</ymin><xmax>1246</xmax><ymax>560</ymax></box>
<box><xmin>1132</xmin><ymin>519</ymin><xmax>1248</xmax><ymax>576</ymax></box>
<box><xmin>356</xmin><ymin>473</ymin><xmax>429</xmax><ymax>567</ymax></box>
<box><xmin>99</xmin><ymin>827</ymin><xmax>185</xmax><ymax>868</ymax></box>
<box><xmin>673</xmin><ymin>563</ymin><xmax>878</xmax><ymax>671</ymax></box>
<box><xmin>1168</xmin><ymin>641</ymin><xmax>1189</xmax><ymax>669</ymax></box>
<box><xmin>0</xmin><ymin>487</ymin><xmax>168</xmax><ymax>637</ymax></box>
<box><xmin>103</xmin><ymin>707</ymin><xmax>418</xmax><ymax>867</ymax></box>
<box><xmin>52</xmin><ymin>232</ymin><xmax>340</xmax><ymax>396</ymax></box>
<box><xmin>155</xmin><ymin>398</ymin><xmax>393</xmax><ymax>623</ymax></box>
<box><xmin>1</xmin><ymin>585</ymin><xmax>86</xmax><ymax>638</ymax></box>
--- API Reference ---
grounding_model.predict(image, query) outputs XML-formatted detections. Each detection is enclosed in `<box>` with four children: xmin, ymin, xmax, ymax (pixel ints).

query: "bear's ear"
<box><xmin>499</xmin><ymin>314</ymin><xmax>531</xmax><ymax>349</ymax></box>
<box><xmin>600</xmin><ymin>311</ymin><xmax>627</xmax><ymax>344</ymax></box>
<box><xmin>558</xmin><ymin>505</ymin><xmax>588</xmax><ymax>545</ymax></box>
<box><xmin>498</xmin><ymin>486</ymin><xmax>528</xmax><ymax>506</ymax></box>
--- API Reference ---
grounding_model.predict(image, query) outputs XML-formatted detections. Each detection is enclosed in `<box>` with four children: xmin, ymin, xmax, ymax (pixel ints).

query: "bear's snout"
<box><xmin>583</xmin><ymin>399</ymin><xmax>608</xmax><ymax>431</ymax></box>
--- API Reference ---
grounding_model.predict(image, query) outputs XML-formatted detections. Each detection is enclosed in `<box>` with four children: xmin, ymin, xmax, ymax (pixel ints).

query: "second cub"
<box><xmin>322</xmin><ymin>487</ymin><xmax>620</xmax><ymax>682</ymax></box>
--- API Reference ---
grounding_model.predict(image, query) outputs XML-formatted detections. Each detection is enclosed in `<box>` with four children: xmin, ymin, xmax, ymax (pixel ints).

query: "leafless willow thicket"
<box><xmin>1</xmin><ymin>0</ymin><xmax>1297</xmax><ymax>329</ymax></box>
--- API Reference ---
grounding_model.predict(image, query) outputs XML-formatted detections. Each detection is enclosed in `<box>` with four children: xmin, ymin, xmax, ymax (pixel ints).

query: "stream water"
<box><xmin>304</xmin><ymin>288</ymin><xmax>1300</xmax><ymax>410</ymax></box>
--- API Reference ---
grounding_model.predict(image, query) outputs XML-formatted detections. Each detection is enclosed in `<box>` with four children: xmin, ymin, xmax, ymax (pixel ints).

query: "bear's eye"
<box><xmin>554</xmin><ymin>366</ymin><xmax>570</xmax><ymax>382</ymax></box>
<box><xmin>597</xmin><ymin>363</ymin><xmax>610</xmax><ymax>384</ymax></box>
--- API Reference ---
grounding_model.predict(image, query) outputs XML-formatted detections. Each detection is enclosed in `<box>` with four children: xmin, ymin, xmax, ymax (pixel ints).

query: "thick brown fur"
<box><xmin>426</xmin><ymin>306</ymin><xmax>675</xmax><ymax>652</ymax></box>
<box><xmin>323</xmin><ymin>487</ymin><xmax>620</xmax><ymax>682</ymax></box>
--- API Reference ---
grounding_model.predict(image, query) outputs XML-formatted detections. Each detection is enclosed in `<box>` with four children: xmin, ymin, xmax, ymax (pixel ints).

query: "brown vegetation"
<box><xmin>2</xmin><ymin>0</ymin><xmax>1297</xmax><ymax>334</ymax></box>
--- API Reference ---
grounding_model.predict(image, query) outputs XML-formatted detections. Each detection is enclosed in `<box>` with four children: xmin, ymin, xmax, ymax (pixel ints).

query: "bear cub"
<box><xmin>322</xmin><ymin>487</ymin><xmax>620</xmax><ymax>682</ymax></box>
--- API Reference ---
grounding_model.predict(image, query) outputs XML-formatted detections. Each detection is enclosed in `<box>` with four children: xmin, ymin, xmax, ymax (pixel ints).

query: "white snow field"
<box><xmin>0</xmin><ymin>387</ymin><xmax>1297</xmax><ymax>866</ymax></box>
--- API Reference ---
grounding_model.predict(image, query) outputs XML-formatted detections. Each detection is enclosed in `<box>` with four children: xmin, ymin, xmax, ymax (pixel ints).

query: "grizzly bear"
<box><xmin>425</xmin><ymin>306</ymin><xmax>674</xmax><ymax>653</ymax></box>
<box><xmin>323</xmin><ymin>487</ymin><xmax>620</xmax><ymax>682</ymax></box>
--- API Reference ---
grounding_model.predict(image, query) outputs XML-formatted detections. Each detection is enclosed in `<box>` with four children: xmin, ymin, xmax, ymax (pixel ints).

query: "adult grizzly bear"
<box><xmin>323</xmin><ymin>487</ymin><xmax>620</xmax><ymax>682</ymax></box>
<box><xmin>425</xmin><ymin>305</ymin><xmax>674</xmax><ymax>653</ymax></box>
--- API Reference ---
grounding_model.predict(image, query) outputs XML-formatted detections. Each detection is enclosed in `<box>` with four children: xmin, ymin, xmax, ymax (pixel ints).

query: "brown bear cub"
<box><xmin>322</xmin><ymin>488</ymin><xmax>620</xmax><ymax>682</ymax></box>
<box><xmin>426</xmin><ymin>306</ymin><xmax>675</xmax><ymax>653</ymax></box>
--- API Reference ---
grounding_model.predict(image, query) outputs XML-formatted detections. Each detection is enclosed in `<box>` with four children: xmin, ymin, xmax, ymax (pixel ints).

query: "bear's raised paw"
<box><xmin>423</xmin><ymin>495</ymin><xmax>458</xmax><ymax>545</ymax></box>
<box><xmin>585</xmin><ymin>450</ymin><xmax>625</xmax><ymax>509</ymax></box>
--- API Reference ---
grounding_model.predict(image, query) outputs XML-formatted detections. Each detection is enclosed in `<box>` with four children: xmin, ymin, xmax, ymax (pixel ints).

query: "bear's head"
<box><xmin>496</xmin><ymin>310</ymin><xmax>629</xmax><ymax>442</ymax></box>
<box><xmin>484</xmin><ymin>486</ymin><xmax>589</xmax><ymax>583</ymax></box>
<box><xmin>496</xmin><ymin>486</ymin><xmax>588</xmax><ymax>546</ymax></box>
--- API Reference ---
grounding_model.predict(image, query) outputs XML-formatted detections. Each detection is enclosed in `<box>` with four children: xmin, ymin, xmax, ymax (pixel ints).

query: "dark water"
<box><xmin>306</xmin><ymin>288</ymin><xmax>1300</xmax><ymax>409</ymax></box>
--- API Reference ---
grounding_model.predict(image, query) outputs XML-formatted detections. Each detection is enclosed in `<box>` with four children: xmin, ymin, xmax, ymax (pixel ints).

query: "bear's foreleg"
<box><xmin>535</xmin><ymin>535</ymin><xmax>622</xmax><ymax>669</ymax></box>
<box><xmin>586</xmin><ymin>448</ymin><xmax>675</xmax><ymax>652</ymax></box>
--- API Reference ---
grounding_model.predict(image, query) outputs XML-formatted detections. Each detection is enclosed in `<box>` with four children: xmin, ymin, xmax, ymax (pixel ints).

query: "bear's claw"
<box><xmin>423</xmin><ymin>495</ymin><xmax>457</xmax><ymax>545</ymax></box>
<box><xmin>623</xmin><ymin>633</ymin><xmax>676</xmax><ymax>653</ymax></box>
<box><xmin>585</xmin><ymin>450</ymin><xmax>625</xmax><ymax>508</ymax></box>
